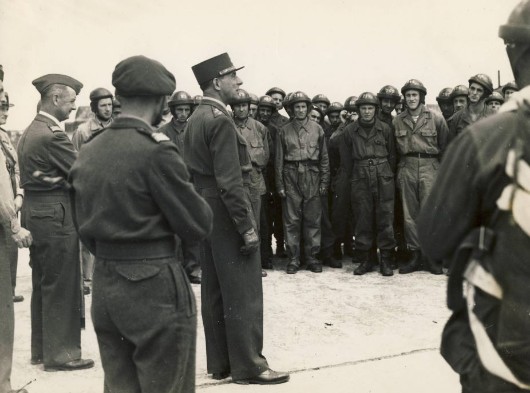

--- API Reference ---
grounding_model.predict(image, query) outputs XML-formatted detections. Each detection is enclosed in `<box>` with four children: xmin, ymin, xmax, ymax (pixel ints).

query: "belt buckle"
<box><xmin>368</xmin><ymin>159</ymin><xmax>374</xmax><ymax>165</ymax></box>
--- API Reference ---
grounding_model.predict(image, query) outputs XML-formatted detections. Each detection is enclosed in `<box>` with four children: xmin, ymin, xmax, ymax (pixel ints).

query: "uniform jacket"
<box><xmin>183</xmin><ymin>97</ymin><xmax>254</xmax><ymax>235</ymax></box>
<box><xmin>392</xmin><ymin>104</ymin><xmax>449</xmax><ymax>158</ymax></box>
<box><xmin>447</xmin><ymin>105</ymin><xmax>487</xmax><ymax>140</ymax></box>
<box><xmin>158</xmin><ymin>119</ymin><xmax>186</xmax><ymax>152</ymax></box>
<box><xmin>17</xmin><ymin>113</ymin><xmax>77</xmax><ymax>192</ymax></box>
<box><xmin>0</xmin><ymin>127</ymin><xmax>22</xmax><ymax>197</ymax></box>
<box><xmin>72</xmin><ymin>116</ymin><xmax>112</xmax><ymax>151</ymax></box>
<box><xmin>69</xmin><ymin>116</ymin><xmax>213</xmax><ymax>254</ymax></box>
<box><xmin>275</xmin><ymin>118</ymin><xmax>330</xmax><ymax>192</ymax></box>
<box><xmin>377</xmin><ymin>111</ymin><xmax>394</xmax><ymax>129</ymax></box>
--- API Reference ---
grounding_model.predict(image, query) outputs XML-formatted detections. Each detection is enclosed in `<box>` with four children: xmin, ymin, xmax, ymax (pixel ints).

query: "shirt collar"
<box><xmin>38</xmin><ymin>111</ymin><xmax>64</xmax><ymax>129</ymax></box>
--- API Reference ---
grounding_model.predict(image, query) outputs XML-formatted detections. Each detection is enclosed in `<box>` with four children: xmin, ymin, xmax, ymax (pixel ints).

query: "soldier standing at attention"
<box><xmin>419</xmin><ymin>2</ymin><xmax>530</xmax><ymax>389</ymax></box>
<box><xmin>230</xmin><ymin>89</ymin><xmax>270</xmax><ymax>276</ymax></box>
<box><xmin>393</xmin><ymin>79</ymin><xmax>449</xmax><ymax>275</ymax></box>
<box><xmin>451</xmin><ymin>85</ymin><xmax>470</xmax><ymax>113</ymax></box>
<box><xmin>266</xmin><ymin>87</ymin><xmax>289</xmax><ymax>128</ymax></box>
<box><xmin>184</xmin><ymin>53</ymin><xmax>289</xmax><ymax>385</ymax></box>
<box><xmin>17</xmin><ymin>74</ymin><xmax>94</xmax><ymax>371</ymax></box>
<box><xmin>72</xmin><ymin>87</ymin><xmax>113</xmax><ymax>150</ymax></box>
<box><xmin>159</xmin><ymin>90</ymin><xmax>203</xmax><ymax>284</ymax></box>
<box><xmin>276</xmin><ymin>91</ymin><xmax>330</xmax><ymax>274</ymax></box>
<box><xmin>70</xmin><ymin>55</ymin><xmax>213</xmax><ymax>392</ymax></box>
<box><xmin>377</xmin><ymin>85</ymin><xmax>401</xmax><ymax>127</ymax></box>
<box><xmin>343</xmin><ymin>93</ymin><xmax>396</xmax><ymax>276</ymax></box>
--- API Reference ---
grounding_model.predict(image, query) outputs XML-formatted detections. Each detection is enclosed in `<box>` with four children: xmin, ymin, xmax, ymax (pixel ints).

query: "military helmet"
<box><xmin>436</xmin><ymin>87</ymin><xmax>454</xmax><ymax>103</ymax></box>
<box><xmin>499</xmin><ymin>1</ymin><xmax>530</xmax><ymax>43</ymax></box>
<box><xmin>89</xmin><ymin>87</ymin><xmax>113</xmax><ymax>102</ymax></box>
<box><xmin>343</xmin><ymin>96</ymin><xmax>358</xmax><ymax>112</ymax></box>
<box><xmin>312</xmin><ymin>93</ymin><xmax>330</xmax><ymax>106</ymax></box>
<box><xmin>468</xmin><ymin>74</ymin><xmax>493</xmax><ymax>95</ymax></box>
<box><xmin>283</xmin><ymin>92</ymin><xmax>293</xmax><ymax>108</ymax></box>
<box><xmin>326</xmin><ymin>102</ymin><xmax>344</xmax><ymax>115</ymax></box>
<box><xmin>168</xmin><ymin>90</ymin><xmax>193</xmax><ymax>106</ymax></box>
<box><xmin>450</xmin><ymin>85</ymin><xmax>469</xmax><ymax>99</ymax></box>
<box><xmin>258</xmin><ymin>95</ymin><xmax>276</xmax><ymax>108</ymax></box>
<box><xmin>502</xmin><ymin>80</ymin><xmax>519</xmax><ymax>94</ymax></box>
<box><xmin>231</xmin><ymin>89</ymin><xmax>251</xmax><ymax>105</ymax></box>
<box><xmin>356</xmin><ymin>92</ymin><xmax>379</xmax><ymax>107</ymax></box>
<box><xmin>290</xmin><ymin>91</ymin><xmax>312</xmax><ymax>106</ymax></box>
<box><xmin>485</xmin><ymin>91</ymin><xmax>505</xmax><ymax>105</ymax></box>
<box><xmin>401</xmin><ymin>79</ymin><xmax>427</xmax><ymax>95</ymax></box>
<box><xmin>377</xmin><ymin>85</ymin><xmax>400</xmax><ymax>101</ymax></box>
<box><xmin>193</xmin><ymin>95</ymin><xmax>203</xmax><ymax>105</ymax></box>
<box><xmin>265</xmin><ymin>87</ymin><xmax>286</xmax><ymax>98</ymax></box>
<box><xmin>249</xmin><ymin>93</ymin><xmax>259</xmax><ymax>106</ymax></box>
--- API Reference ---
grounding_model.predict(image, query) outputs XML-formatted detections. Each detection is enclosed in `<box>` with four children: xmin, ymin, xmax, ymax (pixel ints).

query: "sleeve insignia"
<box><xmin>151</xmin><ymin>132</ymin><xmax>170</xmax><ymax>143</ymax></box>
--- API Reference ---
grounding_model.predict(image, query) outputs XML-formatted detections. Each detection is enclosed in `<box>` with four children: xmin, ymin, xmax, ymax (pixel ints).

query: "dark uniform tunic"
<box><xmin>17</xmin><ymin>112</ymin><xmax>81</xmax><ymax>367</ymax></box>
<box><xmin>158</xmin><ymin>118</ymin><xmax>186</xmax><ymax>150</ymax></box>
<box><xmin>70</xmin><ymin>116</ymin><xmax>213</xmax><ymax>393</ymax></box>
<box><xmin>447</xmin><ymin>106</ymin><xmax>487</xmax><ymax>140</ymax></box>
<box><xmin>343</xmin><ymin>119</ymin><xmax>396</xmax><ymax>251</ymax></box>
<box><xmin>418</xmin><ymin>109</ymin><xmax>530</xmax><ymax>392</ymax></box>
<box><xmin>275</xmin><ymin>118</ymin><xmax>330</xmax><ymax>263</ymax></box>
<box><xmin>392</xmin><ymin>104</ymin><xmax>449</xmax><ymax>250</ymax></box>
<box><xmin>183</xmin><ymin>97</ymin><xmax>269</xmax><ymax>381</ymax></box>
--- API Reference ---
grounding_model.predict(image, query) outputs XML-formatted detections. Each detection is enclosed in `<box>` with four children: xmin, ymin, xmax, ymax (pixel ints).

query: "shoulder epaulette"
<box><xmin>49</xmin><ymin>125</ymin><xmax>63</xmax><ymax>133</ymax></box>
<box><xmin>151</xmin><ymin>132</ymin><xmax>170</xmax><ymax>143</ymax></box>
<box><xmin>212</xmin><ymin>107</ymin><xmax>224</xmax><ymax>118</ymax></box>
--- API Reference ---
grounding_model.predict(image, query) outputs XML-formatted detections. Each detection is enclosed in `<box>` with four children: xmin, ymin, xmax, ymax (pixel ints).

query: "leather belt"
<box><xmin>405</xmin><ymin>152</ymin><xmax>439</xmax><ymax>159</ymax></box>
<box><xmin>354</xmin><ymin>157</ymin><xmax>388</xmax><ymax>166</ymax></box>
<box><xmin>95</xmin><ymin>237</ymin><xmax>176</xmax><ymax>260</ymax></box>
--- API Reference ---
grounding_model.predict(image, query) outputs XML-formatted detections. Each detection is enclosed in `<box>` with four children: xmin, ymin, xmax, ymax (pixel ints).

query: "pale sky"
<box><xmin>0</xmin><ymin>0</ymin><xmax>521</xmax><ymax>129</ymax></box>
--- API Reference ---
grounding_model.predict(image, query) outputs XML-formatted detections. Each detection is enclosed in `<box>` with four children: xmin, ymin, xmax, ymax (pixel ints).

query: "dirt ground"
<box><xmin>10</xmin><ymin>248</ymin><xmax>460</xmax><ymax>393</ymax></box>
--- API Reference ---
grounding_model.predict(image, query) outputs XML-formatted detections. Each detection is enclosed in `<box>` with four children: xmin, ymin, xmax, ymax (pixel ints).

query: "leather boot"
<box><xmin>286</xmin><ymin>259</ymin><xmax>299</xmax><ymax>274</ymax></box>
<box><xmin>424</xmin><ymin>257</ymin><xmax>443</xmax><ymax>275</ymax></box>
<box><xmin>354</xmin><ymin>251</ymin><xmax>372</xmax><ymax>275</ymax></box>
<box><xmin>399</xmin><ymin>250</ymin><xmax>422</xmax><ymax>274</ymax></box>
<box><xmin>379</xmin><ymin>250</ymin><xmax>394</xmax><ymax>276</ymax></box>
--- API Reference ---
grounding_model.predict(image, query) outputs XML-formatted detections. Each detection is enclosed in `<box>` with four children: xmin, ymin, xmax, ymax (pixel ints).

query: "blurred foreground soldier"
<box><xmin>485</xmin><ymin>91</ymin><xmax>505</xmax><ymax>116</ymax></box>
<box><xmin>343</xmin><ymin>92</ymin><xmax>396</xmax><ymax>276</ymax></box>
<box><xmin>393</xmin><ymin>79</ymin><xmax>448</xmax><ymax>275</ymax></box>
<box><xmin>17</xmin><ymin>74</ymin><xmax>93</xmax><ymax>371</ymax></box>
<box><xmin>502</xmin><ymin>80</ymin><xmax>519</xmax><ymax>100</ymax></box>
<box><xmin>436</xmin><ymin>87</ymin><xmax>455</xmax><ymax>120</ymax></box>
<box><xmin>377</xmin><ymin>85</ymin><xmax>401</xmax><ymax>126</ymax></box>
<box><xmin>276</xmin><ymin>91</ymin><xmax>330</xmax><ymax>274</ymax></box>
<box><xmin>72</xmin><ymin>87</ymin><xmax>113</xmax><ymax>150</ymax></box>
<box><xmin>112</xmin><ymin>98</ymin><xmax>121</xmax><ymax>117</ymax></box>
<box><xmin>312</xmin><ymin>93</ymin><xmax>330</xmax><ymax>114</ymax></box>
<box><xmin>70</xmin><ymin>55</ymin><xmax>213</xmax><ymax>392</ymax></box>
<box><xmin>418</xmin><ymin>3</ymin><xmax>530</xmax><ymax>390</ymax></box>
<box><xmin>0</xmin><ymin>86</ymin><xmax>33</xmax><ymax>393</ymax></box>
<box><xmin>0</xmin><ymin>92</ymin><xmax>25</xmax><ymax>303</ymax></box>
<box><xmin>449</xmin><ymin>74</ymin><xmax>493</xmax><ymax>138</ymax></box>
<box><xmin>249</xmin><ymin>93</ymin><xmax>259</xmax><ymax>119</ymax></box>
<box><xmin>159</xmin><ymin>90</ymin><xmax>202</xmax><ymax>284</ymax></box>
<box><xmin>451</xmin><ymin>85</ymin><xmax>470</xmax><ymax>113</ymax></box>
<box><xmin>185</xmin><ymin>53</ymin><xmax>289</xmax><ymax>385</ymax></box>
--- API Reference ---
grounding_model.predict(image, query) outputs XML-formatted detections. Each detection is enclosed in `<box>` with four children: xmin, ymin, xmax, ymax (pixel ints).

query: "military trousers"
<box><xmin>320</xmin><ymin>192</ymin><xmax>335</xmax><ymax>257</ymax></box>
<box><xmin>6</xmin><ymin>230</ymin><xmax>17</xmax><ymax>294</ymax></box>
<box><xmin>22</xmin><ymin>191</ymin><xmax>82</xmax><ymax>367</ymax></box>
<box><xmin>0</xmin><ymin>224</ymin><xmax>15</xmax><ymax>393</ymax></box>
<box><xmin>174</xmin><ymin>236</ymin><xmax>201</xmax><ymax>277</ymax></box>
<box><xmin>281</xmin><ymin>164</ymin><xmax>322</xmax><ymax>261</ymax></box>
<box><xmin>198</xmin><ymin>188</ymin><xmax>268</xmax><ymax>380</ymax></box>
<box><xmin>351</xmin><ymin>162</ymin><xmax>395</xmax><ymax>251</ymax></box>
<box><xmin>397</xmin><ymin>157</ymin><xmax>439</xmax><ymax>250</ymax></box>
<box><xmin>265</xmin><ymin>193</ymin><xmax>284</xmax><ymax>251</ymax></box>
<box><xmin>92</xmin><ymin>255</ymin><xmax>196</xmax><ymax>393</ymax></box>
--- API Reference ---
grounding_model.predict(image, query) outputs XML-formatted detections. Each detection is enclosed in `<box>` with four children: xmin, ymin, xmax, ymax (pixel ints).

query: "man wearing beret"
<box><xmin>184</xmin><ymin>53</ymin><xmax>289</xmax><ymax>385</ymax></box>
<box><xmin>69</xmin><ymin>55</ymin><xmax>213</xmax><ymax>392</ymax></box>
<box><xmin>17</xmin><ymin>74</ymin><xmax>94</xmax><ymax>371</ymax></box>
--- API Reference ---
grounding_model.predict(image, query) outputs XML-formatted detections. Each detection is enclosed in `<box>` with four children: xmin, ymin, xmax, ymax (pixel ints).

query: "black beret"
<box><xmin>192</xmin><ymin>53</ymin><xmax>244</xmax><ymax>86</ymax></box>
<box><xmin>32</xmin><ymin>74</ymin><xmax>83</xmax><ymax>95</ymax></box>
<box><xmin>113</xmin><ymin>55</ymin><xmax>176</xmax><ymax>97</ymax></box>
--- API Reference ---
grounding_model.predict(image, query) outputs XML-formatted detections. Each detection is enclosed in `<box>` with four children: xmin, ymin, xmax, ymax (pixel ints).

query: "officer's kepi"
<box><xmin>192</xmin><ymin>53</ymin><xmax>244</xmax><ymax>85</ymax></box>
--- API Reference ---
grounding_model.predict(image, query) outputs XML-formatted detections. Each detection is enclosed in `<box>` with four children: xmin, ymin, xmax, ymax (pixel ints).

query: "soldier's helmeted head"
<box><xmin>451</xmin><ymin>85</ymin><xmax>469</xmax><ymax>112</ymax></box>
<box><xmin>230</xmin><ymin>89</ymin><xmax>251</xmax><ymax>121</ymax></box>
<box><xmin>257</xmin><ymin>95</ymin><xmax>275</xmax><ymax>123</ymax></box>
<box><xmin>168</xmin><ymin>91</ymin><xmax>193</xmax><ymax>123</ymax></box>
<box><xmin>502</xmin><ymin>81</ymin><xmax>519</xmax><ymax>100</ymax></box>
<box><xmin>326</xmin><ymin>102</ymin><xmax>344</xmax><ymax>127</ymax></box>
<box><xmin>468</xmin><ymin>74</ymin><xmax>493</xmax><ymax>104</ymax></box>
<box><xmin>401</xmin><ymin>79</ymin><xmax>426</xmax><ymax>111</ymax></box>
<box><xmin>266</xmin><ymin>87</ymin><xmax>286</xmax><ymax>111</ymax></box>
<box><xmin>356</xmin><ymin>92</ymin><xmax>378</xmax><ymax>123</ymax></box>
<box><xmin>89</xmin><ymin>87</ymin><xmax>113</xmax><ymax>121</ymax></box>
<box><xmin>309</xmin><ymin>105</ymin><xmax>324</xmax><ymax>123</ymax></box>
<box><xmin>377</xmin><ymin>85</ymin><xmax>400</xmax><ymax>115</ymax></box>
<box><xmin>290</xmin><ymin>91</ymin><xmax>311</xmax><ymax>121</ymax></box>
<box><xmin>312</xmin><ymin>94</ymin><xmax>330</xmax><ymax>114</ymax></box>
<box><xmin>343</xmin><ymin>95</ymin><xmax>359</xmax><ymax>121</ymax></box>
<box><xmin>436</xmin><ymin>87</ymin><xmax>454</xmax><ymax>120</ymax></box>
<box><xmin>485</xmin><ymin>91</ymin><xmax>505</xmax><ymax>115</ymax></box>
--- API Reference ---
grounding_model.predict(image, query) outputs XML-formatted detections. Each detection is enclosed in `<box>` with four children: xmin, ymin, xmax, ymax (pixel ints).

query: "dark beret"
<box><xmin>32</xmin><ymin>74</ymin><xmax>83</xmax><ymax>95</ymax></box>
<box><xmin>113</xmin><ymin>55</ymin><xmax>176</xmax><ymax>96</ymax></box>
<box><xmin>192</xmin><ymin>53</ymin><xmax>244</xmax><ymax>86</ymax></box>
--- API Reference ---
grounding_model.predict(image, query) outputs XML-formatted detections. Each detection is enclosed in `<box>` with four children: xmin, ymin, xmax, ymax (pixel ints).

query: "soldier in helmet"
<box><xmin>449</xmin><ymin>74</ymin><xmax>493</xmax><ymax>138</ymax></box>
<box><xmin>393</xmin><ymin>79</ymin><xmax>449</xmax><ymax>274</ymax></box>
<box><xmin>230</xmin><ymin>89</ymin><xmax>270</xmax><ymax>275</ymax></box>
<box><xmin>485</xmin><ymin>91</ymin><xmax>505</xmax><ymax>116</ymax></box>
<box><xmin>436</xmin><ymin>87</ymin><xmax>455</xmax><ymax>121</ymax></box>
<box><xmin>249</xmin><ymin>93</ymin><xmax>259</xmax><ymax>119</ymax></box>
<box><xmin>283</xmin><ymin>92</ymin><xmax>294</xmax><ymax>119</ymax></box>
<box><xmin>191</xmin><ymin>95</ymin><xmax>203</xmax><ymax>113</ymax></box>
<box><xmin>265</xmin><ymin>87</ymin><xmax>289</xmax><ymax>129</ymax></box>
<box><xmin>377</xmin><ymin>85</ymin><xmax>401</xmax><ymax>127</ymax></box>
<box><xmin>394</xmin><ymin>97</ymin><xmax>404</xmax><ymax>115</ymax></box>
<box><xmin>502</xmin><ymin>80</ymin><xmax>519</xmax><ymax>100</ymax></box>
<box><xmin>309</xmin><ymin>105</ymin><xmax>324</xmax><ymax>123</ymax></box>
<box><xmin>276</xmin><ymin>91</ymin><xmax>330</xmax><ymax>274</ymax></box>
<box><xmin>451</xmin><ymin>85</ymin><xmax>470</xmax><ymax>113</ymax></box>
<box><xmin>312</xmin><ymin>93</ymin><xmax>331</xmax><ymax>114</ymax></box>
<box><xmin>342</xmin><ymin>92</ymin><xmax>396</xmax><ymax>276</ymax></box>
<box><xmin>159</xmin><ymin>90</ymin><xmax>203</xmax><ymax>284</ymax></box>
<box><xmin>258</xmin><ymin>95</ymin><xmax>286</xmax><ymax>260</ymax></box>
<box><xmin>72</xmin><ymin>87</ymin><xmax>114</xmax><ymax>150</ymax></box>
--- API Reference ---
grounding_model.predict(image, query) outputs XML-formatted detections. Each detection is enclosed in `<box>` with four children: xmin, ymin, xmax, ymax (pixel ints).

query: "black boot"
<box><xmin>276</xmin><ymin>243</ymin><xmax>287</xmax><ymax>258</ymax></box>
<box><xmin>424</xmin><ymin>257</ymin><xmax>443</xmax><ymax>275</ymax></box>
<box><xmin>286</xmin><ymin>259</ymin><xmax>299</xmax><ymax>274</ymax></box>
<box><xmin>354</xmin><ymin>251</ymin><xmax>372</xmax><ymax>275</ymax></box>
<box><xmin>399</xmin><ymin>250</ymin><xmax>422</xmax><ymax>274</ymax></box>
<box><xmin>380</xmin><ymin>250</ymin><xmax>394</xmax><ymax>276</ymax></box>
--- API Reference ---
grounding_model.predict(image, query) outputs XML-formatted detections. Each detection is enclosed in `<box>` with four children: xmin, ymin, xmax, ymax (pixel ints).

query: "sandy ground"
<box><xmin>10</xmin><ymin>249</ymin><xmax>460</xmax><ymax>393</ymax></box>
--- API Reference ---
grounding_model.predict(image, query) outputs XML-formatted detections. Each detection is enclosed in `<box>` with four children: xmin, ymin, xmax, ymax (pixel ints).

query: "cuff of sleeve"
<box><xmin>235</xmin><ymin>218</ymin><xmax>253</xmax><ymax>236</ymax></box>
<box><xmin>10</xmin><ymin>217</ymin><xmax>20</xmax><ymax>234</ymax></box>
